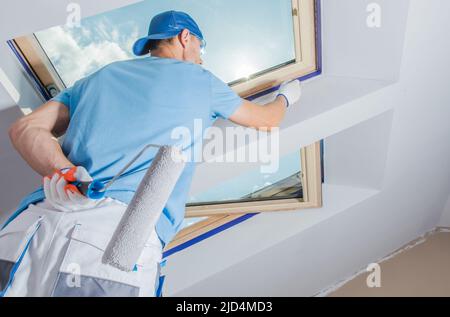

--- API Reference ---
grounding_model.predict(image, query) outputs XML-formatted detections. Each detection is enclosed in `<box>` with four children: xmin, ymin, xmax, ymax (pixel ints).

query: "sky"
<box><xmin>35</xmin><ymin>0</ymin><xmax>295</xmax><ymax>87</ymax></box>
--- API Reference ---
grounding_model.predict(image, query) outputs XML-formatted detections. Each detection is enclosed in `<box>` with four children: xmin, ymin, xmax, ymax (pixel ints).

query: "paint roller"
<box><xmin>102</xmin><ymin>145</ymin><xmax>186</xmax><ymax>272</ymax></box>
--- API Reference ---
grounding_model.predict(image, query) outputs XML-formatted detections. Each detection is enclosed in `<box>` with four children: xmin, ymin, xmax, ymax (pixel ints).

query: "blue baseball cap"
<box><xmin>133</xmin><ymin>10</ymin><xmax>206</xmax><ymax>56</ymax></box>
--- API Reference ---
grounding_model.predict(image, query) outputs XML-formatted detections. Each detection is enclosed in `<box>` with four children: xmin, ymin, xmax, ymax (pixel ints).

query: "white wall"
<box><xmin>438</xmin><ymin>195</ymin><xmax>450</xmax><ymax>227</ymax></box>
<box><xmin>325</xmin><ymin>110</ymin><xmax>394</xmax><ymax>190</ymax></box>
<box><xmin>323</xmin><ymin>0</ymin><xmax>410</xmax><ymax>82</ymax></box>
<box><xmin>0</xmin><ymin>106</ymin><xmax>42</xmax><ymax>225</ymax></box>
<box><xmin>163</xmin><ymin>0</ymin><xmax>450</xmax><ymax>296</ymax></box>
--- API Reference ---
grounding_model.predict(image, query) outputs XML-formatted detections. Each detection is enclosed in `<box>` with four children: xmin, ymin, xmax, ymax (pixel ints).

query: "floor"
<box><xmin>329</xmin><ymin>229</ymin><xmax>450</xmax><ymax>297</ymax></box>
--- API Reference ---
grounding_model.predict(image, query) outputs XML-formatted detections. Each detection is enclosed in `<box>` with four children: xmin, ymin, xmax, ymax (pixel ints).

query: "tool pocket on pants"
<box><xmin>0</xmin><ymin>212</ymin><xmax>43</xmax><ymax>296</ymax></box>
<box><xmin>51</xmin><ymin>223</ymin><xmax>155</xmax><ymax>297</ymax></box>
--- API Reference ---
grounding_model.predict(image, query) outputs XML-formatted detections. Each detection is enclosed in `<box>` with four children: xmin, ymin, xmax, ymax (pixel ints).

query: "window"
<box><xmin>185</xmin><ymin>144</ymin><xmax>322</xmax><ymax>216</ymax></box>
<box><xmin>166</xmin><ymin>142</ymin><xmax>322</xmax><ymax>252</ymax></box>
<box><xmin>9</xmin><ymin>0</ymin><xmax>322</xmax><ymax>254</ymax></box>
<box><xmin>12</xmin><ymin>0</ymin><xmax>320</xmax><ymax>99</ymax></box>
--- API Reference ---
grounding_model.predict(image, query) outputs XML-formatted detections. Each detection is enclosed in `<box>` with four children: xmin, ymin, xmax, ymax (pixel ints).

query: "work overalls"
<box><xmin>0</xmin><ymin>197</ymin><xmax>163</xmax><ymax>297</ymax></box>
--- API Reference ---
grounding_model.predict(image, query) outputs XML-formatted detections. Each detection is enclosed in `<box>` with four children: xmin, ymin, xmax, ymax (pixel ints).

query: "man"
<box><xmin>2</xmin><ymin>10</ymin><xmax>301</xmax><ymax>297</ymax></box>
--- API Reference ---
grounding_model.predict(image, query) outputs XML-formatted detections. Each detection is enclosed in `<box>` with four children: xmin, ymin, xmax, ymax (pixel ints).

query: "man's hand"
<box><xmin>43</xmin><ymin>166</ymin><xmax>104</xmax><ymax>212</ymax></box>
<box><xmin>277</xmin><ymin>79</ymin><xmax>302</xmax><ymax>108</ymax></box>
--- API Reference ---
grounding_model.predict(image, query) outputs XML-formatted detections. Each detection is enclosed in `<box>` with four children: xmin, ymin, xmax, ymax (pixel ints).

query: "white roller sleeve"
<box><xmin>102</xmin><ymin>146</ymin><xmax>186</xmax><ymax>271</ymax></box>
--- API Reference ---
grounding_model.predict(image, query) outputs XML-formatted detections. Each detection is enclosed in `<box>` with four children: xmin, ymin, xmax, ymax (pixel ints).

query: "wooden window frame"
<box><xmin>13</xmin><ymin>35</ymin><xmax>65</xmax><ymax>96</ymax></box>
<box><xmin>165</xmin><ymin>141</ymin><xmax>322</xmax><ymax>252</ymax></box>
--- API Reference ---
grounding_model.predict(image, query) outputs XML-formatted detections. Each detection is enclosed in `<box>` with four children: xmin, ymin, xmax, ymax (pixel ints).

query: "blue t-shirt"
<box><xmin>5</xmin><ymin>56</ymin><xmax>243</xmax><ymax>247</ymax></box>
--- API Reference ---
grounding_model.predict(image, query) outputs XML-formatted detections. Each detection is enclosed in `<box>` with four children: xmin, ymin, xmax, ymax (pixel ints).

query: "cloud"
<box><xmin>35</xmin><ymin>20</ymin><xmax>137</xmax><ymax>87</ymax></box>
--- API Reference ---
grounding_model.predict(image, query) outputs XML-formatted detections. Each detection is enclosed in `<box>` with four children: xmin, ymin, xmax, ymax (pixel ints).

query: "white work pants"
<box><xmin>0</xmin><ymin>197</ymin><xmax>162</xmax><ymax>297</ymax></box>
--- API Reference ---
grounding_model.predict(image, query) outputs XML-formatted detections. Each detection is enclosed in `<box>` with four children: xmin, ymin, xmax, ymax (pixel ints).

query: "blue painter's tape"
<box><xmin>320</xmin><ymin>139</ymin><xmax>325</xmax><ymax>183</ymax></box>
<box><xmin>155</xmin><ymin>275</ymin><xmax>165</xmax><ymax>297</ymax></box>
<box><xmin>316</xmin><ymin>0</ymin><xmax>323</xmax><ymax>72</ymax></box>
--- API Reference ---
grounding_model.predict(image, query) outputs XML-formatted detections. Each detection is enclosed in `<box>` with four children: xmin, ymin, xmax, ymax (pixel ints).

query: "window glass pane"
<box><xmin>187</xmin><ymin>151</ymin><xmax>302</xmax><ymax>205</ymax></box>
<box><xmin>179</xmin><ymin>151</ymin><xmax>302</xmax><ymax>231</ymax></box>
<box><xmin>35</xmin><ymin>0</ymin><xmax>295</xmax><ymax>87</ymax></box>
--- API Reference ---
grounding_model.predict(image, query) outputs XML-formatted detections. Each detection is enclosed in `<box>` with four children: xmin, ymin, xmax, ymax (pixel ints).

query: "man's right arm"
<box><xmin>8</xmin><ymin>100</ymin><xmax>74</xmax><ymax>177</ymax></box>
<box><xmin>228</xmin><ymin>80</ymin><xmax>302</xmax><ymax>131</ymax></box>
<box><xmin>228</xmin><ymin>96</ymin><xmax>287</xmax><ymax>131</ymax></box>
